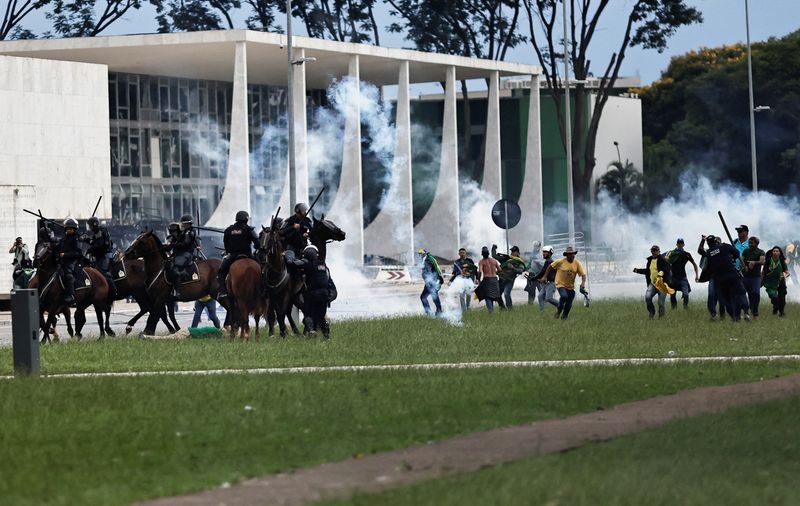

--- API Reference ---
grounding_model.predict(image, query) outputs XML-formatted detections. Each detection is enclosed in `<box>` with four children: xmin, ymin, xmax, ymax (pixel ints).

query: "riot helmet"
<box><xmin>303</xmin><ymin>244</ymin><xmax>319</xmax><ymax>260</ymax></box>
<box><xmin>63</xmin><ymin>218</ymin><xmax>79</xmax><ymax>230</ymax></box>
<box><xmin>294</xmin><ymin>202</ymin><xmax>309</xmax><ymax>215</ymax></box>
<box><xmin>235</xmin><ymin>210</ymin><xmax>250</xmax><ymax>223</ymax></box>
<box><xmin>87</xmin><ymin>216</ymin><xmax>100</xmax><ymax>229</ymax></box>
<box><xmin>179</xmin><ymin>214</ymin><xmax>193</xmax><ymax>231</ymax></box>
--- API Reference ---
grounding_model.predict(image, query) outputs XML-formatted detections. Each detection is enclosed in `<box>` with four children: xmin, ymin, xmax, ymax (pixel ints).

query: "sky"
<box><xmin>19</xmin><ymin>0</ymin><xmax>800</xmax><ymax>86</ymax></box>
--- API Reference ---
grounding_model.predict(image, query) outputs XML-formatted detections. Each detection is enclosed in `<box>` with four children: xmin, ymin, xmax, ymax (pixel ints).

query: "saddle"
<box><xmin>165</xmin><ymin>260</ymin><xmax>200</xmax><ymax>286</ymax></box>
<box><xmin>62</xmin><ymin>268</ymin><xmax>93</xmax><ymax>291</ymax></box>
<box><xmin>110</xmin><ymin>258</ymin><xmax>127</xmax><ymax>281</ymax></box>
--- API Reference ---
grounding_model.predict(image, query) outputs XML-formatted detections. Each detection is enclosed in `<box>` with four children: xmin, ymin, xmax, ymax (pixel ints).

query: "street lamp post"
<box><xmin>286</xmin><ymin>0</ymin><xmax>296</xmax><ymax>206</ymax></box>
<box><xmin>562</xmin><ymin>0</ymin><xmax>575</xmax><ymax>247</ymax></box>
<box><xmin>745</xmin><ymin>0</ymin><xmax>758</xmax><ymax>194</ymax></box>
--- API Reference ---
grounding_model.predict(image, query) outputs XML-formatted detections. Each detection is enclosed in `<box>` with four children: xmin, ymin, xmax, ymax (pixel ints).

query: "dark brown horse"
<box><xmin>225</xmin><ymin>257</ymin><xmax>266</xmax><ymax>340</ymax></box>
<box><xmin>308</xmin><ymin>215</ymin><xmax>346</xmax><ymax>262</ymax></box>
<box><xmin>106</xmin><ymin>255</ymin><xmax>180</xmax><ymax>335</ymax></box>
<box><xmin>259</xmin><ymin>223</ymin><xmax>303</xmax><ymax>337</ymax></box>
<box><xmin>123</xmin><ymin>230</ymin><xmax>220</xmax><ymax>335</ymax></box>
<box><xmin>31</xmin><ymin>244</ymin><xmax>111</xmax><ymax>342</ymax></box>
<box><xmin>27</xmin><ymin>273</ymin><xmax>74</xmax><ymax>339</ymax></box>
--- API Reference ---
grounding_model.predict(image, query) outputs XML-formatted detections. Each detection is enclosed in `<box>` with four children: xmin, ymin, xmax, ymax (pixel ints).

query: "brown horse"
<box><xmin>31</xmin><ymin>244</ymin><xmax>111</xmax><ymax>342</ymax></box>
<box><xmin>123</xmin><ymin>230</ymin><xmax>220</xmax><ymax>336</ymax></box>
<box><xmin>106</xmin><ymin>256</ymin><xmax>181</xmax><ymax>335</ymax></box>
<box><xmin>27</xmin><ymin>272</ymin><xmax>74</xmax><ymax>339</ymax></box>
<box><xmin>225</xmin><ymin>257</ymin><xmax>267</xmax><ymax>340</ymax></box>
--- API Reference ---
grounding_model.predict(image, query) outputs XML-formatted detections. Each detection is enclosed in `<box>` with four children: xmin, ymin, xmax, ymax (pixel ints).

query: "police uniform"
<box><xmin>165</xmin><ymin>215</ymin><xmax>200</xmax><ymax>283</ymax></box>
<box><xmin>289</xmin><ymin>246</ymin><xmax>333</xmax><ymax>338</ymax></box>
<box><xmin>82</xmin><ymin>218</ymin><xmax>116</xmax><ymax>296</ymax></box>
<box><xmin>281</xmin><ymin>204</ymin><xmax>313</xmax><ymax>258</ymax></box>
<box><xmin>58</xmin><ymin>220</ymin><xmax>83</xmax><ymax>303</ymax></box>
<box><xmin>217</xmin><ymin>212</ymin><xmax>260</xmax><ymax>296</ymax></box>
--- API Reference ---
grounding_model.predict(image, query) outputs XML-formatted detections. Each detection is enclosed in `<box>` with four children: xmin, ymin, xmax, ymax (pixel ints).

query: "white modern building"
<box><xmin>0</xmin><ymin>30</ymin><xmax>544</xmax><ymax>270</ymax></box>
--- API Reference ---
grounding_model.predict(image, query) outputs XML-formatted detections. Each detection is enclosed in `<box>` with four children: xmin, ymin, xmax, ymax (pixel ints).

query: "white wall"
<box><xmin>0</xmin><ymin>55</ymin><xmax>111</xmax><ymax>291</ymax></box>
<box><xmin>591</xmin><ymin>94</ymin><xmax>643</xmax><ymax>181</ymax></box>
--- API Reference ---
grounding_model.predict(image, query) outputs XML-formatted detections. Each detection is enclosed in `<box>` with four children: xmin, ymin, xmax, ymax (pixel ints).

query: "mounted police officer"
<box><xmin>58</xmin><ymin>218</ymin><xmax>84</xmax><ymax>305</ymax></box>
<box><xmin>217</xmin><ymin>210</ymin><xmax>259</xmax><ymax>299</ymax></box>
<box><xmin>163</xmin><ymin>214</ymin><xmax>200</xmax><ymax>296</ymax></box>
<box><xmin>281</xmin><ymin>203</ymin><xmax>313</xmax><ymax>262</ymax></box>
<box><xmin>81</xmin><ymin>216</ymin><xmax>116</xmax><ymax>298</ymax></box>
<box><xmin>287</xmin><ymin>244</ymin><xmax>335</xmax><ymax>338</ymax></box>
<box><xmin>35</xmin><ymin>223</ymin><xmax>56</xmax><ymax>254</ymax></box>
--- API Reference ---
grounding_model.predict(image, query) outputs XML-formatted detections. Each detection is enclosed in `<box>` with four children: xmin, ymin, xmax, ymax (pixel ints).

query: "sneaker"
<box><xmin>779</xmin><ymin>311</ymin><xmax>786</xmax><ymax>317</ymax></box>
<box><xmin>710</xmin><ymin>315</ymin><xmax>718</xmax><ymax>321</ymax></box>
<box><xmin>742</xmin><ymin>311</ymin><xmax>751</xmax><ymax>322</ymax></box>
<box><xmin>554</xmin><ymin>310</ymin><xmax>562</xmax><ymax>319</ymax></box>
<box><xmin>560</xmin><ymin>315</ymin><xmax>568</xmax><ymax>320</ymax></box>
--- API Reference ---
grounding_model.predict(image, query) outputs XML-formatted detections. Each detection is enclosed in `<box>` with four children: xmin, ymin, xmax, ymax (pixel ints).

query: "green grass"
<box><xmin>2</xmin><ymin>363</ymin><xmax>798</xmax><ymax>505</ymax></box>
<box><xmin>1</xmin><ymin>301</ymin><xmax>798</xmax><ymax>375</ymax></box>
<box><xmin>331</xmin><ymin>395</ymin><xmax>800</xmax><ymax>506</ymax></box>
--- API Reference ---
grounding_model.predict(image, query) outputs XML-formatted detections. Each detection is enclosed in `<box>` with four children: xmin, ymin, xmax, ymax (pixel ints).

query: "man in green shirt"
<box><xmin>492</xmin><ymin>244</ymin><xmax>527</xmax><ymax>309</ymax></box>
<box><xmin>741</xmin><ymin>236</ymin><xmax>766</xmax><ymax>319</ymax></box>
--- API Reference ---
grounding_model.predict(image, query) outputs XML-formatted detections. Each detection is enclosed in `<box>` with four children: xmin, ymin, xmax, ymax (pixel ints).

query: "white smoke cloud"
<box><xmin>460</xmin><ymin>179</ymin><xmax>505</xmax><ymax>256</ymax></box>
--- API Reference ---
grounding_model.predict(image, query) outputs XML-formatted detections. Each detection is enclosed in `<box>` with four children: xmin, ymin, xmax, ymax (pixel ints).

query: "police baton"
<box><xmin>717</xmin><ymin>211</ymin><xmax>735</xmax><ymax>246</ymax></box>
<box><xmin>303</xmin><ymin>187</ymin><xmax>326</xmax><ymax>220</ymax></box>
<box><xmin>91</xmin><ymin>196</ymin><xmax>102</xmax><ymax>218</ymax></box>
<box><xmin>23</xmin><ymin>208</ymin><xmax>64</xmax><ymax>229</ymax></box>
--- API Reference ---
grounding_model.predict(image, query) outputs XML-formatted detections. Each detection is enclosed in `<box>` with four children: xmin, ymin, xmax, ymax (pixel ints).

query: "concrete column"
<box><xmin>482</xmin><ymin>70</ymin><xmax>502</xmax><ymax>200</ymax></box>
<box><xmin>206</xmin><ymin>41</ymin><xmax>249</xmax><ymax>227</ymax></box>
<box><xmin>293</xmin><ymin>48</ymin><xmax>309</xmax><ymax>204</ymax></box>
<box><xmin>509</xmin><ymin>77</ymin><xmax>543</xmax><ymax>248</ymax></box>
<box><xmin>327</xmin><ymin>55</ymin><xmax>364</xmax><ymax>265</ymax></box>
<box><xmin>414</xmin><ymin>65</ymin><xmax>460</xmax><ymax>258</ymax></box>
<box><xmin>363</xmin><ymin>60</ymin><xmax>414</xmax><ymax>264</ymax></box>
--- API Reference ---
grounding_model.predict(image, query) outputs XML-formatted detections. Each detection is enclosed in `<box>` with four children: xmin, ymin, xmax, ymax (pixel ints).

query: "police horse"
<box><xmin>123</xmin><ymin>230</ymin><xmax>220</xmax><ymax>335</ymax></box>
<box><xmin>30</xmin><ymin>243</ymin><xmax>111</xmax><ymax>342</ymax></box>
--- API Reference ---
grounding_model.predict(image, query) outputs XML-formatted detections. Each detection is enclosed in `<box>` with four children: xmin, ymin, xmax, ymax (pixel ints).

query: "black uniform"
<box><xmin>82</xmin><ymin>225</ymin><xmax>116</xmax><ymax>296</ymax></box>
<box><xmin>281</xmin><ymin>214</ymin><xmax>313</xmax><ymax>257</ymax></box>
<box><xmin>704</xmin><ymin>242</ymin><xmax>750</xmax><ymax>320</ymax></box>
<box><xmin>289</xmin><ymin>251</ymin><xmax>334</xmax><ymax>337</ymax></box>
<box><xmin>217</xmin><ymin>222</ymin><xmax>260</xmax><ymax>294</ymax></box>
<box><xmin>165</xmin><ymin>229</ymin><xmax>200</xmax><ymax>282</ymax></box>
<box><xmin>36</xmin><ymin>225</ymin><xmax>56</xmax><ymax>253</ymax></box>
<box><xmin>58</xmin><ymin>232</ymin><xmax>83</xmax><ymax>302</ymax></box>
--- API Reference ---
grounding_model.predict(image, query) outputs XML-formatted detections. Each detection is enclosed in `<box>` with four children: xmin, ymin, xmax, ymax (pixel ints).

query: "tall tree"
<box><xmin>47</xmin><ymin>0</ymin><xmax>163</xmax><ymax>36</ymax></box>
<box><xmin>523</xmin><ymin>0</ymin><xmax>701</xmax><ymax>227</ymax></box>
<box><xmin>1</xmin><ymin>0</ymin><xmax>52</xmax><ymax>40</ymax></box>
<box><xmin>156</xmin><ymin>0</ymin><xmax>241</xmax><ymax>32</ymax></box>
<box><xmin>279</xmin><ymin>0</ymin><xmax>381</xmax><ymax>44</ymax></box>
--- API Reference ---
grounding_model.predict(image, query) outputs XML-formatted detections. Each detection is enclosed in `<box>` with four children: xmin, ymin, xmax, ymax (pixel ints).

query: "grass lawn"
<box><xmin>2</xmin><ymin>363</ymin><xmax>799</xmax><ymax>505</ymax></box>
<box><xmin>331</xmin><ymin>395</ymin><xmax>800</xmax><ymax>506</ymax></box>
<box><xmin>0</xmin><ymin>301</ymin><xmax>798</xmax><ymax>375</ymax></box>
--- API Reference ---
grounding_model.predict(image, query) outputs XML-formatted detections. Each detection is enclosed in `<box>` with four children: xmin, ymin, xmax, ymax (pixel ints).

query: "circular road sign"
<box><xmin>491</xmin><ymin>199</ymin><xmax>522</xmax><ymax>230</ymax></box>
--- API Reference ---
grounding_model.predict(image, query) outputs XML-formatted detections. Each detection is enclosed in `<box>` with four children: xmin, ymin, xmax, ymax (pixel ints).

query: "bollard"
<box><xmin>11</xmin><ymin>289</ymin><xmax>40</xmax><ymax>376</ymax></box>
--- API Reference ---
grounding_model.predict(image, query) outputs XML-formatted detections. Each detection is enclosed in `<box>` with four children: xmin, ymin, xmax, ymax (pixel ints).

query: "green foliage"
<box><xmin>0</xmin><ymin>0</ymin><xmax>52</xmax><ymax>40</ymax></box>
<box><xmin>46</xmin><ymin>0</ymin><xmax>161</xmax><ymax>37</ymax></box>
<box><xmin>595</xmin><ymin>160</ymin><xmax>646</xmax><ymax>212</ymax></box>
<box><xmin>156</xmin><ymin>0</ymin><xmax>241</xmax><ymax>32</ymax></box>
<box><xmin>640</xmin><ymin>31</ymin><xmax>800</xmax><ymax>198</ymax></box>
<box><xmin>387</xmin><ymin>0</ymin><xmax>527</xmax><ymax>60</ymax></box>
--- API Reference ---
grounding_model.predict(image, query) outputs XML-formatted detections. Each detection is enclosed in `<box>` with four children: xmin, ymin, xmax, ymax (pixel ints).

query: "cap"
<box><xmin>676</xmin><ymin>237</ymin><xmax>684</xmax><ymax>244</ymax></box>
<box><xmin>735</xmin><ymin>224</ymin><xmax>749</xmax><ymax>232</ymax></box>
<box><xmin>542</xmin><ymin>245</ymin><xmax>554</xmax><ymax>253</ymax></box>
<box><xmin>650</xmin><ymin>244</ymin><xmax>661</xmax><ymax>251</ymax></box>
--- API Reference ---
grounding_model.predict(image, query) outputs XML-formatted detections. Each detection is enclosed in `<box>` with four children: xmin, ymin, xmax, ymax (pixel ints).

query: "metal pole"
<box><xmin>563</xmin><ymin>0</ymin><xmax>576</xmax><ymax>246</ymax></box>
<box><xmin>745</xmin><ymin>0</ymin><xmax>758</xmax><ymax>194</ymax></box>
<box><xmin>287</xmin><ymin>0</ymin><xmax>297</xmax><ymax>206</ymax></box>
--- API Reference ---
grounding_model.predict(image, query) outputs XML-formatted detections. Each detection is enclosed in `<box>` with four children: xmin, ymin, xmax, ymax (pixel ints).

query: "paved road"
<box><xmin>0</xmin><ymin>281</ymin><xmax>641</xmax><ymax>346</ymax></box>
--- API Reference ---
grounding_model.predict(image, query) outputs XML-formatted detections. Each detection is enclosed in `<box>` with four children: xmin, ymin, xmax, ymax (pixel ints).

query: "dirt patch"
<box><xmin>138</xmin><ymin>373</ymin><xmax>800</xmax><ymax>506</ymax></box>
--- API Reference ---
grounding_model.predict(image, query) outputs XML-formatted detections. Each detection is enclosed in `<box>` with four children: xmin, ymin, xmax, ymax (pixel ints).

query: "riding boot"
<box><xmin>65</xmin><ymin>279</ymin><xmax>76</xmax><ymax>306</ymax></box>
<box><xmin>216</xmin><ymin>271</ymin><xmax>228</xmax><ymax>298</ymax></box>
<box><xmin>106</xmin><ymin>274</ymin><xmax>118</xmax><ymax>299</ymax></box>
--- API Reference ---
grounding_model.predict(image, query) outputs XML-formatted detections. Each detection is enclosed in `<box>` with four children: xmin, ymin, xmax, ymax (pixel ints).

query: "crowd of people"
<box><xmin>417</xmin><ymin>223</ymin><xmax>794</xmax><ymax>322</ymax></box>
<box><xmin>418</xmin><ymin>242</ymin><xmax>588</xmax><ymax>320</ymax></box>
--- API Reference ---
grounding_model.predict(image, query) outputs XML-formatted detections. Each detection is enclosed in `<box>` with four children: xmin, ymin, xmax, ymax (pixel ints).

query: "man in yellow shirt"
<box><xmin>539</xmin><ymin>246</ymin><xmax>587</xmax><ymax>320</ymax></box>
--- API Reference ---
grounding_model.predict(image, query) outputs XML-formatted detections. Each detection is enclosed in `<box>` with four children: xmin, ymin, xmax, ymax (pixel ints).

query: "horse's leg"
<box><xmin>104</xmin><ymin>303</ymin><xmax>115</xmax><ymax>336</ymax></box>
<box><xmin>168</xmin><ymin>302</ymin><xmax>180</xmax><ymax>331</ymax></box>
<box><xmin>239</xmin><ymin>299</ymin><xmax>250</xmax><ymax>341</ymax></box>
<box><xmin>95</xmin><ymin>305</ymin><xmax>107</xmax><ymax>339</ymax></box>
<box><xmin>272</xmin><ymin>298</ymin><xmax>287</xmax><ymax>338</ymax></box>
<box><xmin>160</xmin><ymin>305</ymin><xmax>176</xmax><ymax>333</ymax></box>
<box><xmin>62</xmin><ymin>308</ymin><xmax>74</xmax><ymax>337</ymax></box>
<box><xmin>74</xmin><ymin>308</ymin><xmax>87</xmax><ymax>340</ymax></box>
<box><xmin>126</xmin><ymin>306</ymin><xmax>148</xmax><ymax>334</ymax></box>
<box><xmin>142</xmin><ymin>306</ymin><xmax>162</xmax><ymax>336</ymax></box>
<box><xmin>267</xmin><ymin>306</ymin><xmax>275</xmax><ymax>337</ymax></box>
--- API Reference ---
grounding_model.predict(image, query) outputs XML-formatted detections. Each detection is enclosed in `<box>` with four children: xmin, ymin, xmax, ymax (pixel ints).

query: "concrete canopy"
<box><xmin>0</xmin><ymin>30</ymin><xmax>540</xmax><ymax>88</ymax></box>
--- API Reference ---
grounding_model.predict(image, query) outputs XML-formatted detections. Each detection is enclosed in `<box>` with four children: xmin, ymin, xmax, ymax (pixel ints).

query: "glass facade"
<box><xmin>109</xmin><ymin>71</ymin><xmax>328</xmax><ymax>227</ymax></box>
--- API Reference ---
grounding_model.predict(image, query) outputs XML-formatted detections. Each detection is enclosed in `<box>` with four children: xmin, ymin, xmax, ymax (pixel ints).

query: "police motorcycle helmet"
<box><xmin>235</xmin><ymin>210</ymin><xmax>250</xmax><ymax>223</ymax></box>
